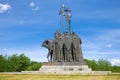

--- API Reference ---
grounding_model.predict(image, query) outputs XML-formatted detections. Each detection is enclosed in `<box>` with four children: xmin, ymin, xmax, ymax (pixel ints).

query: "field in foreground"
<box><xmin>0</xmin><ymin>74</ymin><xmax>120</xmax><ymax>80</ymax></box>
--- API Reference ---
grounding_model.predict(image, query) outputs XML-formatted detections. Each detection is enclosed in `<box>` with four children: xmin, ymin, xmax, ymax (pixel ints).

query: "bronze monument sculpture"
<box><xmin>42</xmin><ymin>4</ymin><xmax>85</xmax><ymax>65</ymax></box>
<box><xmin>39</xmin><ymin>5</ymin><xmax>111</xmax><ymax>75</ymax></box>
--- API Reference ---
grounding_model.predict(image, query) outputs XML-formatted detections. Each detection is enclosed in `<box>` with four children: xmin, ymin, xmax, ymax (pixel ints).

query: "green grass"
<box><xmin>0</xmin><ymin>74</ymin><xmax>120</xmax><ymax>80</ymax></box>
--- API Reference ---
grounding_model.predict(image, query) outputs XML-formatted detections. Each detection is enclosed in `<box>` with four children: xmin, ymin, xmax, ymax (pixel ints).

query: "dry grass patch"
<box><xmin>0</xmin><ymin>74</ymin><xmax>120</xmax><ymax>80</ymax></box>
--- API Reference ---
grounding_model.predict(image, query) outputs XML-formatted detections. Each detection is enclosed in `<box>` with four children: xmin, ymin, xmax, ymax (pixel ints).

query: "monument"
<box><xmin>39</xmin><ymin>4</ymin><xmax>92</xmax><ymax>74</ymax></box>
<box><xmin>42</xmin><ymin>4</ymin><xmax>85</xmax><ymax>64</ymax></box>
<box><xmin>18</xmin><ymin>4</ymin><xmax>111</xmax><ymax>75</ymax></box>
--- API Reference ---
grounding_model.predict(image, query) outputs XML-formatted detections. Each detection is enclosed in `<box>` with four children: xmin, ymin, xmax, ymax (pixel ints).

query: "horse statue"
<box><xmin>42</xmin><ymin>39</ymin><xmax>53</xmax><ymax>62</ymax></box>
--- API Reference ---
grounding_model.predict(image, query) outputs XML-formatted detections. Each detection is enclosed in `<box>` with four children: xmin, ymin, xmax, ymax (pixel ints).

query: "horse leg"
<box><xmin>50</xmin><ymin>50</ymin><xmax>53</xmax><ymax>62</ymax></box>
<box><xmin>47</xmin><ymin>51</ymin><xmax>50</xmax><ymax>61</ymax></box>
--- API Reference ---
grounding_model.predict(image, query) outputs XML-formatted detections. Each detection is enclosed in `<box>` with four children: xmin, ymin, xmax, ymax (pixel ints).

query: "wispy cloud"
<box><xmin>106</xmin><ymin>44</ymin><xmax>112</xmax><ymax>48</ymax></box>
<box><xmin>98</xmin><ymin>29</ymin><xmax>120</xmax><ymax>44</ymax></box>
<box><xmin>111</xmin><ymin>58</ymin><xmax>120</xmax><ymax>66</ymax></box>
<box><xmin>2</xmin><ymin>48</ymin><xmax>8</xmax><ymax>51</ymax></box>
<box><xmin>30</xmin><ymin>2</ymin><xmax>39</xmax><ymax>11</ymax></box>
<box><xmin>0</xmin><ymin>3</ymin><xmax>11</xmax><ymax>14</ymax></box>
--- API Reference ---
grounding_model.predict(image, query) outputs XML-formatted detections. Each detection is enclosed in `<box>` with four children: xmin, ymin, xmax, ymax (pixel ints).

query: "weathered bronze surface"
<box><xmin>42</xmin><ymin>4</ymin><xmax>85</xmax><ymax>65</ymax></box>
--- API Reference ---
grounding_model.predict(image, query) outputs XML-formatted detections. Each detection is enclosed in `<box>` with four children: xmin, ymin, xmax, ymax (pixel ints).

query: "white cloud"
<box><xmin>0</xmin><ymin>3</ymin><xmax>11</xmax><ymax>14</ymax></box>
<box><xmin>106</xmin><ymin>44</ymin><xmax>112</xmax><ymax>48</ymax></box>
<box><xmin>30</xmin><ymin>2</ymin><xmax>35</xmax><ymax>7</ymax></box>
<box><xmin>30</xmin><ymin>2</ymin><xmax>39</xmax><ymax>11</ymax></box>
<box><xmin>3</xmin><ymin>48</ymin><xmax>8</xmax><ymax>51</ymax></box>
<box><xmin>111</xmin><ymin>58</ymin><xmax>120</xmax><ymax>66</ymax></box>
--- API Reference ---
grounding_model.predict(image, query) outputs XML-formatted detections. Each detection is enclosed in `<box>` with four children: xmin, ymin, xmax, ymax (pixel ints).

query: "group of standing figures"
<box><xmin>42</xmin><ymin>31</ymin><xmax>84</xmax><ymax>62</ymax></box>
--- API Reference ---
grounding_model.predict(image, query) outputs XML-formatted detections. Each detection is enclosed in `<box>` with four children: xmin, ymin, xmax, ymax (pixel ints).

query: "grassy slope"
<box><xmin>0</xmin><ymin>74</ymin><xmax>120</xmax><ymax>80</ymax></box>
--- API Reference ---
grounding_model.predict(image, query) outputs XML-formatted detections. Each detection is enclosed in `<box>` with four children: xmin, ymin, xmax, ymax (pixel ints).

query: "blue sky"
<box><xmin>0</xmin><ymin>0</ymin><xmax>120</xmax><ymax>66</ymax></box>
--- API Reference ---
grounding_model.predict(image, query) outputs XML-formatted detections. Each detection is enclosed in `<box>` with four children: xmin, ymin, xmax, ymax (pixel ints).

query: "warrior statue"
<box><xmin>64</xmin><ymin>32</ymin><xmax>72</xmax><ymax>62</ymax></box>
<box><xmin>53</xmin><ymin>31</ymin><xmax>59</xmax><ymax>62</ymax></box>
<box><xmin>57</xmin><ymin>32</ymin><xmax>64</xmax><ymax>62</ymax></box>
<box><xmin>71</xmin><ymin>32</ymin><xmax>80</xmax><ymax>61</ymax></box>
<box><xmin>54</xmin><ymin>31</ymin><xmax>64</xmax><ymax>62</ymax></box>
<box><xmin>77</xmin><ymin>37</ymin><xmax>84</xmax><ymax>62</ymax></box>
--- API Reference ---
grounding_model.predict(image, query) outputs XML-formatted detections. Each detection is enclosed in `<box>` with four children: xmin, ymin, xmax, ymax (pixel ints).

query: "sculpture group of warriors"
<box><xmin>42</xmin><ymin>31</ymin><xmax>84</xmax><ymax>62</ymax></box>
<box><xmin>42</xmin><ymin>4</ymin><xmax>84</xmax><ymax>63</ymax></box>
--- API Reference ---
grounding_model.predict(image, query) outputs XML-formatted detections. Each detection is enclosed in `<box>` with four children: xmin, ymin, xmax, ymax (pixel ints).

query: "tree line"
<box><xmin>0</xmin><ymin>54</ymin><xmax>42</xmax><ymax>72</ymax></box>
<box><xmin>85</xmin><ymin>59</ymin><xmax>120</xmax><ymax>72</ymax></box>
<box><xmin>0</xmin><ymin>54</ymin><xmax>120</xmax><ymax>72</ymax></box>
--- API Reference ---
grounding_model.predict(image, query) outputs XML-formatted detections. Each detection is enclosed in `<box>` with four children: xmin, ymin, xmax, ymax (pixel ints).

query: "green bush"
<box><xmin>26</xmin><ymin>61</ymin><xmax>42</xmax><ymax>71</ymax></box>
<box><xmin>85</xmin><ymin>59</ymin><xmax>120</xmax><ymax>72</ymax></box>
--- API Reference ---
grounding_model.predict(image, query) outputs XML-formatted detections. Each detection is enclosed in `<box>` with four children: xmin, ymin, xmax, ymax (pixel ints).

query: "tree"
<box><xmin>26</xmin><ymin>61</ymin><xmax>42</xmax><ymax>71</ymax></box>
<box><xmin>85</xmin><ymin>59</ymin><xmax>112</xmax><ymax>71</ymax></box>
<box><xmin>97</xmin><ymin>59</ymin><xmax>112</xmax><ymax>71</ymax></box>
<box><xmin>8</xmin><ymin>54</ymin><xmax>30</xmax><ymax>72</ymax></box>
<box><xmin>18</xmin><ymin>54</ymin><xmax>30</xmax><ymax>71</ymax></box>
<box><xmin>0</xmin><ymin>55</ymin><xmax>7</xmax><ymax>72</ymax></box>
<box><xmin>0</xmin><ymin>54</ymin><xmax>42</xmax><ymax>72</ymax></box>
<box><xmin>85</xmin><ymin>59</ymin><xmax>98</xmax><ymax>70</ymax></box>
<box><xmin>111</xmin><ymin>65</ymin><xmax>120</xmax><ymax>72</ymax></box>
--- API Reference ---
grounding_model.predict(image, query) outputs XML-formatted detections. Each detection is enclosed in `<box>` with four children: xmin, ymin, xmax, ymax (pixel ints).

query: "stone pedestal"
<box><xmin>40</xmin><ymin>65</ymin><xmax>91</xmax><ymax>72</ymax></box>
<box><xmin>39</xmin><ymin>62</ymin><xmax>92</xmax><ymax>74</ymax></box>
<box><xmin>39</xmin><ymin>64</ymin><xmax>112</xmax><ymax>75</ymax></box>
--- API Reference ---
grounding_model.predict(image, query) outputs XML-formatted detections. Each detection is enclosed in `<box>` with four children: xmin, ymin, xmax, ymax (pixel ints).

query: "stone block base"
<box><xmin>40</xmin><ymin>65</ymin><xmax>91</xmax><ymax>72</ymax></box>
<box><xmin>39</xmin><ymin>65</ymin><xmax>111</xmax><ymax>75</ymax></box>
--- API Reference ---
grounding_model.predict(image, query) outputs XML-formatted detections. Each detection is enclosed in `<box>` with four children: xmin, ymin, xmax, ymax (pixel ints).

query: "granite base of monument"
<box><xmin>39</xmin><ymin>62</ymin><xmax>92</xmax><ymax>74</ymax></box>
<box><xmin>39</xmin><ymin>62</ymin><xmax>111</xmax><ymax>75</ymax></box>
<box><xmin>40</xmin><ymin>65</ymin><xmax>91</xmax><ymax>71</ymax></box>
<box><xmin>39</xmin><ymin>65</ymin><xmax>111</xmax><ymax>75</ymax></box>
